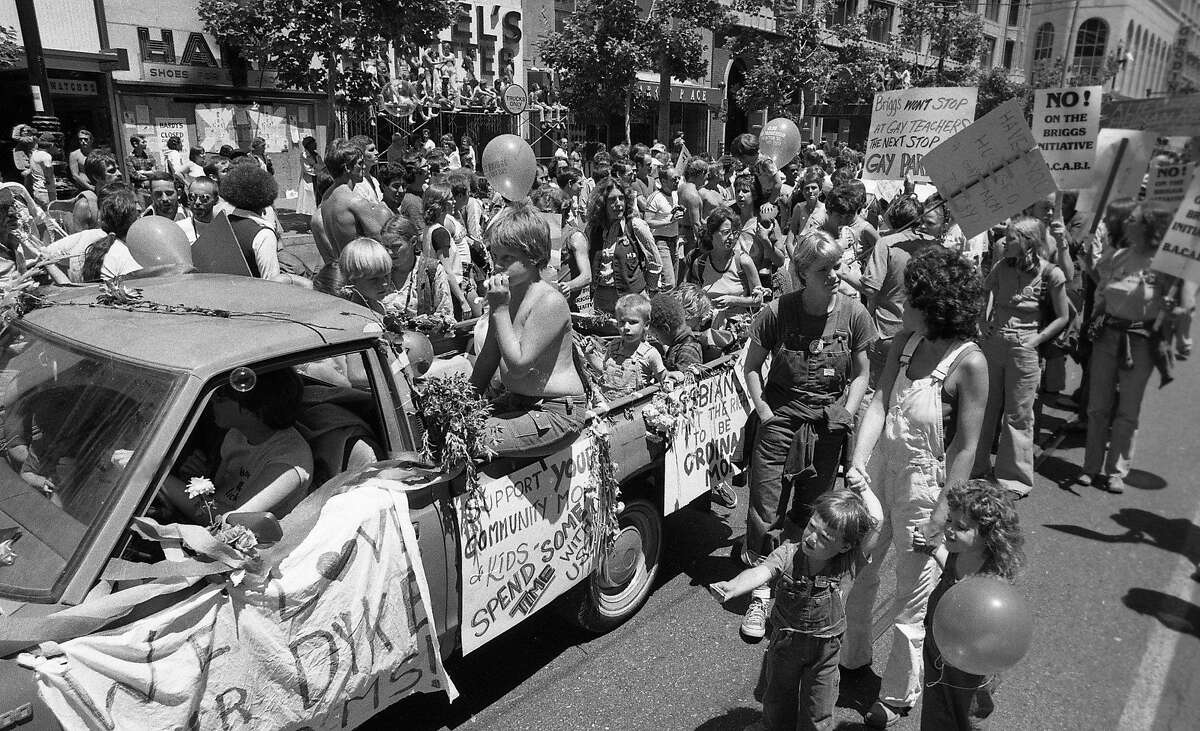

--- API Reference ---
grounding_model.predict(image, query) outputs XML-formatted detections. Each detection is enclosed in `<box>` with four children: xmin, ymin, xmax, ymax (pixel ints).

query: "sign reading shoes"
<box><xmin>128</xmin><ymin>26</ymin><xmax>279</xmax><ymax>88</ymax></box>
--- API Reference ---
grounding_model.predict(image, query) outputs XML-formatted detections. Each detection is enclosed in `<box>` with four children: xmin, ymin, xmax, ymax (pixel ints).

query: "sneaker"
<box><xmin>711</xmin><ymin>481</ymin><xmax>738</xmax><ymax>509</ymax></box>
<box><xmin>1076</xmin><ymin>473</ymin><xmax>1094</xmax><ymax>487</ymax></box>
<box><xmin>1107</xmin><ymin>475</ymin><xmax>1126</xmax><ymax>494</ymax></box>
<box><xmin>863</xmin><ymin>700</ymin><xmax>908</xmax><ymax>728</ymax></box>
<box><xmin>740</xmin><ymin>592</ymin><xmax>770</xmax><ymax>639</ymax></box>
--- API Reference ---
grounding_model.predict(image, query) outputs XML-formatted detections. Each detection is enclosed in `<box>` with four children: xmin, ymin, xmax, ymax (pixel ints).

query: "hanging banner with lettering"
<box><xmin>863</xmin><ymin>86</ymin><xmax>977</xmax><ymax>182</ymax></box>
<box><xmin>1152</xmin><ymin>167</ymin><xmax>1200</xmax><ymax>282</ymax></box>
<box><xmin>458</xmin><ymin>437</ymin><xmax>598</xmax><ymax>654</ymax></box>
<box><xmin>196</xmin><ymin>104</ymin><xmax>237</xmax><ymax>151</ymax></box>
<box><xmin>33</xmin><ymin>479</ymin><xmax>456</xmax><ymax>731</ymax></box>
<box><xmin>662</xmin><ymin>366</ymin><xmax>752</xmax><ymax>514</ymax></box>
<box><xmin>923</xmin><ymin>99</ymin><xmax>1057</xmax><ymax>239</ymax></box>
<box><xmin>249</xmin><ymin>105</ymin><xmax>289</xmax><ymax>153</ymax></box>
<box><xmin>1101</xmin><ymin>93</ymin><xmax>1200</xmax><ymax>136</ymax></box>
<box><xmin>1147</xmin><ymin>161</ymin><xmax>1195</xmax><ymax>206</ymax></box>
<box><xmin>1031</xmin><ymin>86</ymin><xmax>1102</xmax><ymax>190</ymax></box>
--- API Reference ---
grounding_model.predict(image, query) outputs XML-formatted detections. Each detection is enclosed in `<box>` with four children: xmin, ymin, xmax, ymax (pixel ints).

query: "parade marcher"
<box><xmin>176</xmin><ymin>177</ymin><xmax>218</xmax><ymax>244</ymax></box>
<box><xmin>14</xmin><ymin>127</ymin><xmax>56</xmax><ymax>207</ymax></box>
<box><xmin>249</xmin><ymin>137</ymin><xmax>274</xmax><ymax>175</ymax></box>
<box><xmin>68</xmin><ymin>129</ymin><xmax>94</xmax><ymax>192</ymax></box>
<box><xmin>470</xmin><ymin>203</ymin><xmax>587</xmax><ymax>458</ymax></box>
<box><xmin>586</xmin><ymin>293</ymin><xmax>667</xmax><ymax>400</ymax></box>
<box><xmin>732</xmin><ymin>175</ymin><xmax>785</xmax><ymax>281</ymax></box>
<box><xmin>163</xmin><ymin>136</ymin><xmax>185</xmax><ymax>178</ymax></box>
<box><xmin>785</xmin><ymin>166</ymin><xmax>826</xmax><ymax>247</ymax></box>
<box><xmin>297</xmin><ymin>136</ymin><xmax>323</xmax><ymax>216</ymax></box>
<box><xmin>349</xmin><ymin>135</ymin><xmax>384</xmax><ymax>204</ymax></box>
<box><xmin>910</xmin><ymin>480</ymin><xmax>1024</xmax><ymax>731</ymax></box>
<box><xmin>1080</xmin><ymin>204</ymin><xmax>1193</xmax><ymax>493</ymax></box>
<box><xmin>146</xmin><ymin>173</ymin><xmax>187</xmax><ymax>221</ymax></box>
<box><xmin>422</xmin><ymin>182</ymin><xmax>477</xmax><ymax>318</ymax></box>
<box><xmin>379</xmin><ymin>214</ymin><xmax>452</xmax><ymax>319</ymax></box>
<box><xmin>739</xmin><ymin>229</ymin><xmax>875</xmax><ymax>639</ymax></box>
<box><xmin>710</xmin><ymin>488</ymin><xmax>882</xmax><ymax>731</ymax></box>
<box><xmin>337</xmin><ymin>237</ymin><xmax>393</xmax><ymax>315</ymax></box>
<box><xmin>645</xmin><ymin>164</ymin><xmax>682</xmax><ymax>289</ymax></box>
<box><xmin>973</xmin><ymin>215</ymin><xmax>1069</xmax><ymax>497</ymax></box>
<box><xmin>585</xmin><ymin>177</ymin><xmax>663</xmax><ymax>315</ymax></box>
<box><xmin>842</xmin><ymin>247</ymin><xmax>989</xmax><ymax>728</ymax></box>
<box><xmin>558</xmin><ymin>196</ymin><xmax>593</xmax><ymax>313</ymax></box>
<box><xmin>676</xmin><ymin>159</ymin><xmax>708</xmax><ymax>261</ymax></box>
<box><xmin>399</xmin><ymin>152</ymin><xmax>430</xmax><ymax>234</ymax></box>
<box><xmin>318</xmin><ymin>139</ymin><xmax>390</xmax><ymax>263</ymax></box>
<box><xmin>125</xmin><ymin>134</ymin><xmax>157</xmax><ymax>200</ymax></box>
<box><xmin>70</xmin><ymin>151</ymin><xmax>121</xmax><ymax>232</ymax></box>
<box><xmin>79</xmin><ymin>186</ymin><xmax>143</xmax><ymax>283</ymax></box>
<box><xmin>222</xmin><ymin>163</ymin><xmax>284</xmax><ymax>280</ymax></box>
<box><xmin>686</xmin><ymin>207</ymin><xmax>762</xmax><ymax>317</ymax></box>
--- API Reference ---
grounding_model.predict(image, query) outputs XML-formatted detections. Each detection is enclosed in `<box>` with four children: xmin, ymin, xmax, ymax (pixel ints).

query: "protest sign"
<box><xmin>1101</xmin><ymin>93</ymin><xmax>1200</xmax><ymax>136</ymax></box>
<box><xmin>1147</xmin><ymin>161</ymin><xmax>1195</xmax><ymax>206</ymax></box>
<box><xmin>153</xmin><ymin>117</ymin><xmax>189</xmax><ymax>159</ymax></box>
<box><xmin>863</xmin><ymin>86</ymin><xmax>977</xmax><ymax>182</ymax></box>
<box><xmin>34</xmin><ymin>482</ymin><xmax>455</xmax><ymax>731</ymax></box>
<box><xmin>1031</xmin><ymin>86</ymin><xmax>1102</xmax><ymax>190</ymax></box>
<box><xmin>195</xmin><ymin>104</ymin><xmax>236</xmax><ymax>150</ymax></box>
<box><xmin>458</xmin><ymin>438</ymin><xmax>599</xmax><ymax>654</ymax></box>
<box><xmin>1076</xmin><ymin>129</ymin><xmax>1157</xmax><ymax>228</ymax></box>
<box><xmin>249</xmin><ymin>105</ymin><xmax>289</xmax><ymax>152</ymax></box>
<box><xmin>663</xmin><ymin>367</ymin><xmax>751</xmax><ymax>514</ymax></box>
<box><xmin>922</xmin><ymin>99</ymin><xmax>1056</xmax><ymax>239</ymax></box>
<box><xmin>1152</xmin><ymin>167</ymin><xmax>1200</xmax><ymax>283</ymax></box>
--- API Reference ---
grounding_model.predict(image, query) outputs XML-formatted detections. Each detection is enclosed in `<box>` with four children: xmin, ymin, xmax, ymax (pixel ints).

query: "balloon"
<box><xmin>123</xmin><ymin>215</ymin><xmax>194</xmax><ymax>276</ymax></box>
<box><xmin>481</xmin><ymin>134</ymin><xmax>537</xmax><ymax>201</ymax></box>
<box><xmin>759</xmin><ymin>117</ymin><xmax>803</xmax><ymax>167</ymax></box>
<box><xmin>932</xmin><ymin>576</ymin><xmax>1033</xmax><ymax>675</ymax></box>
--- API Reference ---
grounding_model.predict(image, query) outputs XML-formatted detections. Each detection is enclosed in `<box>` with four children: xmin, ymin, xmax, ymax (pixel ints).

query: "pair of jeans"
<box><xmin>974</xmin><ymin>329</ymin><xmax>1041</xmax><ymax>496</ymax></box>
<box><xmin>1083</xmin><ymin>326</ymin><xmax>1155</xmax><ymax>478</ymax></box>
<box><xmin>759</xmin><ymin>631</ymin><xmax>841</xmax><ymax>731</ymax></box>
<box><xmin>654</xmin><ymin>236</ymin><xmax>677</xmax><ymax>290</ymax></box>
<box><xmin>745</xmin><ymin>402</ymin><xmax>845</xmax><ymax>562</ymax></box>
<box><xmin>919</xmin><ymin>641</ymin><xmax>997</xmax><ymax>730</ymax></box>
<box><xmin>486</xmin><ymin>393</ymin><xmax>587</xmax><ymax>459</ymax></box>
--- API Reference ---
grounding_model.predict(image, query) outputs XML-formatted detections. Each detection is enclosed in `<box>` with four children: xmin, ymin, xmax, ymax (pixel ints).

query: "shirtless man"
<box><xmin>470</xmin><ymin>203</ymin><xmax>585</xmax><ymax>458</ymax></box>
<box><xmin>318</xmin><ymin>139</ymin><xmax>390</xmax><ymax>262</ymax></box>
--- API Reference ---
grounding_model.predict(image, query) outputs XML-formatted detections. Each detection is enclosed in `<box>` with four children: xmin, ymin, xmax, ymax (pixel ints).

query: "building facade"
<box><xmin>1026</xmin><ymin>0</ymin><xmax>1198</xmax><ymax>98</ymax></box>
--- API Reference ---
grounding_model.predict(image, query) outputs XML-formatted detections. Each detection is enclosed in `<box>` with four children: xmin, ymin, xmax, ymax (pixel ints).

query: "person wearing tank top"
<box><xmin>686</xmin><ymin>207</ymin><xmax>762</xmax><ymax>319</ymax></box>
<box><xmin>843</xmin><ymin>247</ymin><xmax>990</xmax><ymax>728</ymax></box>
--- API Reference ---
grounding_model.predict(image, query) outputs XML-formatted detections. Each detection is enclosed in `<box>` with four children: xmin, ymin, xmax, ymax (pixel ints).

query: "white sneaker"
<box><xmin>741</xmin><ymin>589</ymin><xmax>770</xmax><ymax>638</ymax></box>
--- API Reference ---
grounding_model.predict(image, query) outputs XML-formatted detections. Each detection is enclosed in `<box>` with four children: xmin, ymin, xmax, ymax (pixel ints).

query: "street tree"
<box><xmin>894</xmin><ymin>0</ymin><xmax>984</xmax><ymax>84</ymax></box>
<box><xmin>198</xmin><ymin>0</ymin><xmax>455</xmax><ymax>135</ymax></box>
<box><xmin>0</xmin><ymin>26</ymin><xmax>20</xmax><ymax>68</ymax></box>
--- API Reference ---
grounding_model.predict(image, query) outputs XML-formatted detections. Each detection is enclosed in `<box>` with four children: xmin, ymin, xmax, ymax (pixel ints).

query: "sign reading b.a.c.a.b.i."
<box><xmin>1152</xmin><ymin>166</ymin><xmax>1200</xmax><ymax>283</ymax></box>
<box><xmin>862</xmin><ymin>86</ymin><xmax>977</xmax><ymax>182</ymax></box>
<box><xmin>1031</xmin><ymin>86</ymin><xmax>1102</xmax><ymax>190</ymax></box>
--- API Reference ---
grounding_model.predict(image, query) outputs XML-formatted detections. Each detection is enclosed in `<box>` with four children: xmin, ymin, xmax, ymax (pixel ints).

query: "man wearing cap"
<box><xmin>651</xmin><ymin>142</ymin><xmax>671</xmax><ymax>167</ymax></box>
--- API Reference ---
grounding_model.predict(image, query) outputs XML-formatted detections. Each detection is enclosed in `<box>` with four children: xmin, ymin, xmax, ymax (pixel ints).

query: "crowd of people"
<box><xmin>2</xmin><ymin>116</ymin><xmax>1195</xmax><ymax>730</ymax></box>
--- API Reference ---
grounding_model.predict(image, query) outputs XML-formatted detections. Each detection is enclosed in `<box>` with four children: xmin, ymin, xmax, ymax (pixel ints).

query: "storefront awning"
<box><xmin>7</xmin><ymin>48</ymin><xmax>129</xmax><ymax>73</ymax></box>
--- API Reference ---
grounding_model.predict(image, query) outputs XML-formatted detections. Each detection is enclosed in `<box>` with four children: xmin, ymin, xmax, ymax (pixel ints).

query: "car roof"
<box><xmin>20</xmin><ymin>274</ymin><xmax>383</xmax><ymax>375</ymax></box>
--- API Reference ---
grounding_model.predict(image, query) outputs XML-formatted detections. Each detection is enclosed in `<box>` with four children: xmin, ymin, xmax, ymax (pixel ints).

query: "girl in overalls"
<box><xmin>710</xmin><ymin>488</ymin><xmax>883</xmax><ymax>731</ymax></box>
<box><xmin>584</xmin><ymin>178</ymin><xmax>663</xmax><ymax>315</ymax></box>
<box><xmin>842</xmin><ymin>247</ymin><xmax>990</xmax><ymax>728</ymax></box>
<box><xmin>973</xmin><ymin>215</ymin><xmax>1070</xmax><ymax>497</ymax></box>
<box><xmin>740</xmin><ymin>230</ymin><xmax>876</xmax><ymax>639</ymax></box>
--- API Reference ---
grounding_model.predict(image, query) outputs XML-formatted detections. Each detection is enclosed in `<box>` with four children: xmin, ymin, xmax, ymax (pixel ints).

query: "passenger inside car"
<box><xmin>163</xmin><ymin>368</ymin><xmax>313</xmax><ymax>521</ymax></box>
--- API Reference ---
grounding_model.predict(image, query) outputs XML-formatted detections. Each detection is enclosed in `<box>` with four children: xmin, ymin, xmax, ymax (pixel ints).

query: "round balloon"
<box><xmin>932</xmin><ymin>576</ymin><xmax>1033</xmax><ymax>675</ymax></box>
<box><xmin>481</xmin><ymin>134</ymin><xmax>537</xmax><ymax>201</ymax></box>
<box><xmin>759</xmin><ymin>117</ymin><xmax>803</xmax><ymax>167</ymax></box>
<box><xmin>123</xmin><ymin>215</ymin><xmax>194</xmax><ymax>275</ymax></box>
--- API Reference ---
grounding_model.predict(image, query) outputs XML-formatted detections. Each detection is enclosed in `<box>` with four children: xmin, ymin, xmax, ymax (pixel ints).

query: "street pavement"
<box><xmin>369</xmin><ymin>352</ymin><xmax>1200</xmax><ymax>731</ymax></box>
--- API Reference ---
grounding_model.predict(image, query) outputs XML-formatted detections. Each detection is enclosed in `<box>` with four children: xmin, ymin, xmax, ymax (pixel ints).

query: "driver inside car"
<box><xmin>162</xmin><ymin>368</ymin><xmax>313</xmax><ymax>522</ymax></box>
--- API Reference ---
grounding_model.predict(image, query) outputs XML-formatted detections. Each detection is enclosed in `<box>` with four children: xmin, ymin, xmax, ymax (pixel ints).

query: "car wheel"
<box><xmin>560</xmin><ymin>498</ymin><xmax>662</xmax><ymax>634</ymax></box>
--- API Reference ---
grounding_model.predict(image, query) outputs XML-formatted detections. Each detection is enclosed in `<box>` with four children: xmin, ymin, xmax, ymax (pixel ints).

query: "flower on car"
<box><xmin>185</xmin><ymin>476</ymin><xmax>216</xmax><ymax>500</ymax></box>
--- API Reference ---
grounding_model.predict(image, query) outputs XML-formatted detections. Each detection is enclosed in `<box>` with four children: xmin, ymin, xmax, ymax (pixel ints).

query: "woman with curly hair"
<box><xmin>1081</xmin><ymin>204</ymin><xmax>1194</xmax><ymax>493</ymax></box>
<box><xmin>422</xmin><ymin>182</ymin><xmax>477</xmax><ymax>318</ymax></box>
<box><xmin>731</xmin><ymin>173</ymin><xmax>785</xmax><ymax>282</ymax></box>
<box><xmin>843</xmin><ymin>246</ymin><xmax>989</xmax><ymax>728</ymax></box>
<box><xmin>584</xmin><ymin>177</ymin><xmax>662</xmax><ymax>314</ymax></box>
<box><xmin>973</xmin><ymin>215</ymin><xmax>1070</xmax><ymax>496</ymax></box>
<box><xmin>738</xmin><ymin>229</ymin><xmax>876</xmax><ymax>641</ymax></box>
<box><xmin>221</xmin><ymin>163</ymin><xmax>282</xmax><ymax>279</ymax></box>
<box><xmin>685</xmin><ymin>206</ymin><xmax>761</xmax><ymax>317</ymax></box>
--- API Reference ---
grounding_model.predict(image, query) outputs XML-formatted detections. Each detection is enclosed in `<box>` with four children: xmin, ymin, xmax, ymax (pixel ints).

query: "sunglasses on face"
<box><xmin>189</xmin><ymin>193</ymin><xmax>215</xmax><ymax>203</ymax></box>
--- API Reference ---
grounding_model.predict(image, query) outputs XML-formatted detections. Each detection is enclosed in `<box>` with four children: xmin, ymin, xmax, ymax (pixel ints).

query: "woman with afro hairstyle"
<box><xmin>584</xmin><ymin>176</ymin><xmax>663</xmax><ymax>314</ymax></box>
<box><xmin>222</xmin><ymin>162</ymin><xmax>282</xmax><ymax>279</ymax></box>
<box><xmin>842</xmin><ymin>246</ymin><xmax>989</xmax><ymax>728</ymax></box>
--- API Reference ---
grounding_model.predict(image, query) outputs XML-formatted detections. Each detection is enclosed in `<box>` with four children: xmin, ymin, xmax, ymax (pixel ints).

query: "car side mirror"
<box><xmin>224</xmin><ymin>511</ymin><xmax>283</xmax><ymax>545</ymax></box>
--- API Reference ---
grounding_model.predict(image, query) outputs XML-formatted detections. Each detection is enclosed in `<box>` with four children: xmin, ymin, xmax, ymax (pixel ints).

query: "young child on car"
<box><xmin>587</xmin><ymin>293</ymin><xmax>666</xmax><ymax>399</ymax></box>
<box><xmin>710</xmin><ymin>486</ymin><xmax>883</xmax><ymax>731</ymax></box>
<box><xmin>675</xmin><ymin>283</ymin><xmax>737</xmax><ymax>363</ymax></box>
<box><xmin>910</xmin><ymin>479</ymin><xmax>1024</xmax><ymax>731</ymax></box>
<box><xmin>649</xmin><ymin>292</ymin><xmax>703</xmax><ymax>376</ymax></box>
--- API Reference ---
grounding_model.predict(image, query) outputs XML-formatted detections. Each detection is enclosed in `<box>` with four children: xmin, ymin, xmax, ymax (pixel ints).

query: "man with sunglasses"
<box><xmin>176</xmin><ymin>177</ymin><xmax>218</xmax><ymax>244</ymax></box>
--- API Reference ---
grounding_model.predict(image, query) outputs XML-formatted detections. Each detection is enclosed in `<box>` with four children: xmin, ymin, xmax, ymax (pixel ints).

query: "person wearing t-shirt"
<box><xmin>75</xmin><ymin>185</ymin><xmax>144</xmax><ymax>282</ymax></box>
<box><xmin>737</xmin><ymin>229</ymin><xmax>876</xmax><ymax>640</ymax></box>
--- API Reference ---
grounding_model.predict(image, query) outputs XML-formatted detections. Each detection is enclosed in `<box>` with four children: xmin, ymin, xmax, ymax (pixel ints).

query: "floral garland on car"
<box><xmin>582</xmin><ymin>420</ymin><xmax>621</xmax><ymax>556</ymax></box>
<box><xmin>641</xmin><ymin>370</ymin><xmax>700</xmax><ymax>444</ymax></box>
<box><xmin>414</xmin><ymin>373</ymin><xmax>496</xmax><ymax>527</ymax></box>
<box><xmin>185</xmin><ymin>476</ymin><xmax>260</xmax><ymax>585</ymax></box>
<box><xmin>377</xmin><ymin>296</ymin><xmax>458</xmax><ymax>337</ymax></box>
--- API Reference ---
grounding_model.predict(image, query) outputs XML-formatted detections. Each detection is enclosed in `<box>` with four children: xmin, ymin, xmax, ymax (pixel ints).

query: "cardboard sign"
<box><xmin>1101</xmin><ymin>93</ymin><xmax>1200</xmax><ymax>136</ymax></box>
<box><xmin>1076</xmin><ymin>129</ymin><xmax>1157</xmax><ymax>228</ymax></box>
<box><xmin>1152</xmin><ymin>167</ymin><xmax>1200</xmax><ymax>282</ymax></box>
<box><xmin>922</xmin><ymin>99</ymin><xmax>1056</xmax><ymax>239</ymax></box>
<box><xmin>863</xmin><ymin>86</ymin><xmax>977</xmax><ymax>182</ymax></box>
<box><xmin>663</xmin><ymin>367</ymin><xmax>751</xmax><ymax>514</ymax></box>
<box><xmin>458</xmin><ymin>437</ymin><xmax>599</xmax><ymax>654</ymax></box>
<box><xmin>1147</xmin><ymin>161</ymin><xmax>1195</xmax><ymax>206</ymax></box>
<box><xmin>35</xmin><ymin>484</ymin><xmax>455</xmax><ymax>731</ymax></box>
<box><xmin>154</xmin><ymin>117</ymin><xmax>189</xmax><ymax>159</ymax></box>
<box><xmin>1032</xmin><ymin>86</ymin><xmax>1102</xmax><ymax>190</ymax></box>
<box><xmin>192</xmin><ymin>211</ymin><xmax>253</xmax><ymax>276</ymax></box>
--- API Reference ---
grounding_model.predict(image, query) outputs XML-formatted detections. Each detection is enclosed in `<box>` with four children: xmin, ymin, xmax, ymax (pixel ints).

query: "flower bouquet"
<box><xmin>415</xmin><ymin>373</ymin><xmax>496</xmax><ymax>524</ymax></box>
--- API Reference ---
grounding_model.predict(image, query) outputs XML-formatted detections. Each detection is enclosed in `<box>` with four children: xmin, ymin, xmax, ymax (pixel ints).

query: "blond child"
<box><xmin>588</xmin><ymin>293</ymin><xmax>666</xmax><ymax>399</ymax></box>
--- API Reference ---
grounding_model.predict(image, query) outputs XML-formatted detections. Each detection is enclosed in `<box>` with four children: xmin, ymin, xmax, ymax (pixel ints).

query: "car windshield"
<box><xmin>0</xmin><ymin>326</ymin><xmax>180</xmax><ymax>601</ymax></box>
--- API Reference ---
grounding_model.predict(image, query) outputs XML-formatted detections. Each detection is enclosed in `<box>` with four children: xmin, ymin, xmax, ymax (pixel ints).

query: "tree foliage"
<box><xmin>197</xmin><ymin>0</ymin><xmax>455</xmax><ymax>105</ymax></box>
<box><xmin>0</xmin><ymin>26</ymin><xmax>20</xmax><ymax>69</ymax></box>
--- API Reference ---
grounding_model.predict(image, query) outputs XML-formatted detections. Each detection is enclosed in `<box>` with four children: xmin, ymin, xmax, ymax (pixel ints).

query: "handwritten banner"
<box><xmin>1031</xmin><ymin>86</ymin><xmax>1102</xmax><ymax>190</ymax></box>
<box><xmin>1147</xmin><ymin>161</ymin><xmax>1195</xmax><ymax>206</ymax></box>
<box><xmin>153</xmin><ymin>117</ymin><xmax>189</xmax><ymax>160</ymax></box>
<box><xmin>35</xmin><ymin>484</ymin><xmax>454</xmax><ymax>731</ymax></box>
<box><xmin>663</xmin><ymin>368</ymin><xmax>751</xmax><ymax>514</ymax></box>
<box><xmin>923</xmin><ymin>99</ymin><xmax>1056</xmax><ymax>239</ymax></box>
<box><xmin>459</xmin><ymin>438</ymin><xmax>597</xmax><ymax>654</ymax></box>
<box><xmin>863</xmin><ymin>86</ymin><xmax>977</xmax><ymax>182</ymax></box>
<box><xmin>1076</xmin><ymin>129</ymin><xmax>1158</xmax><ymax>229</ymax></box>
<box><xmin>1152</xmin><ymin>167</ymin><xmax>1200</xmax><ymax>283</ymax></box>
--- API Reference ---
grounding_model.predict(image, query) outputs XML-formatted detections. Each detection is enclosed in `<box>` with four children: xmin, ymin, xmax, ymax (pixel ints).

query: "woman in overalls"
<box><xmin>585</xmin><ymin>178</ymin><xmax>663</xmax><ymax>315</ymax></box>
<box><xmin>739</xmin><ymin>230</ymin><xmax>876</xmax><ymax>639</ymax></box>
<box><xmin>842</xmin><ymin>247</ymin><xmax>990</xmax><ymax>728</ymax></box>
